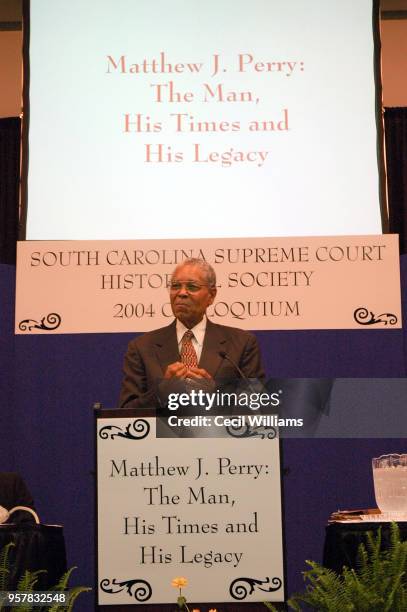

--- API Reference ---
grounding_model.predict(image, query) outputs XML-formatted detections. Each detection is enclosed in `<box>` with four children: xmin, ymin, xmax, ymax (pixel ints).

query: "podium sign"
<box><xmin>96</xmin><ymin>413</ymin><xmax>285</xmax><ymax>606</ymax></box>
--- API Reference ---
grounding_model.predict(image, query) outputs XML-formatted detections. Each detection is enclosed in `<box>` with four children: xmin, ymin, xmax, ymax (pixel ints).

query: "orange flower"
<box><xmin>209</xmin><ymin>609</ymin><xmax>218</xmax><ymax>612</ymax></box>
<box><xmin>191</xmin><ymin>609</ymin><xmax>201</xmax><ymax>612</ymax></box>
<box><xmin>171</xmin><ymin>576</ymin><xmax>188</xmax><ymax>589</ymax></box>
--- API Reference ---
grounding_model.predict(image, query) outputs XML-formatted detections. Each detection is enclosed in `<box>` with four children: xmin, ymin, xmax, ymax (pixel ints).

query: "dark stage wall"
<box><xmin>1</xmin><ymin>259</ymin><xmax>407</xmax><ymax>610</ymax></box>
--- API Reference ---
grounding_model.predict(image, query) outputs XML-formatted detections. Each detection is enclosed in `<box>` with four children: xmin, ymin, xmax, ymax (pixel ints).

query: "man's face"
<box><xmin>170</xmin><ymin>264</ymin><xmax>216</xmax><ymax>328</ymax></box>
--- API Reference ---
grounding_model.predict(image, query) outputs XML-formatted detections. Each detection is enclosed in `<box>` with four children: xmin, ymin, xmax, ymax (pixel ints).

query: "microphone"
<box><xmin>218</xmin><ymin>351</ymin><xmax>264</xmax><ymax>412</ymax></box>
<box><xmin>218</xmin><ymin>350</ymin><xmax>252</xmax><ymax>386</ymax></box>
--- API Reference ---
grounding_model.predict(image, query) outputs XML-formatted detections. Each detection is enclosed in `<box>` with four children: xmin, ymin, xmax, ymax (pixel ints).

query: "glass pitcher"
<box><xmin>372</xmin><ymin>454</ymin><xmax>407</xmax><ymax>513</ymax></box>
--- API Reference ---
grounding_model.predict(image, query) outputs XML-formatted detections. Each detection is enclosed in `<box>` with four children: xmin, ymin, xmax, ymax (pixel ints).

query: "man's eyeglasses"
<box><xmin>169</xmin><ymin>282</ymin><xmax>210</xmax><ymax>293</ymax></box>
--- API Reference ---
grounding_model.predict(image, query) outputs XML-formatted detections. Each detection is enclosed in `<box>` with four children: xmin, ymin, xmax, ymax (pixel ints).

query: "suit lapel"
<box><xmin>153</xmin><ymin>321</ymin><xmax>180</xmax><ymax>373</ymax></box>
<box><xmin>199</xmin><ymin>319</ymin><xmax>227</xmax><ymax>377</ymax></box>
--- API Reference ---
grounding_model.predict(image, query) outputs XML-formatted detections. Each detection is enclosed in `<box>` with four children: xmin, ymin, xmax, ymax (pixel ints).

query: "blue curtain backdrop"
<box><xmin>1</xmin><ymin>259</ymin><xmax>407</xmax><ymax>611</ymax></box>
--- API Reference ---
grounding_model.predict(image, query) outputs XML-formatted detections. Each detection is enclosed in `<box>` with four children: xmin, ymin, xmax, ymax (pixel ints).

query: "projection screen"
<box><xmin>24</xmin><ymin>0</ymin><xmax>384</xmax><ymax>240</ymax></box>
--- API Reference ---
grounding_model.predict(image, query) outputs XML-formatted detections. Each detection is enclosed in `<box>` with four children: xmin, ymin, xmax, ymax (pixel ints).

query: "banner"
<box><xmin>16</xmin><ymin>235</ymin><xmax>401</xmax><ymax>334</ymax></box>
<box><xmin>96</xmin><ymin>415</ymin><xmax>284</xmax><ymax>605</ymax></box>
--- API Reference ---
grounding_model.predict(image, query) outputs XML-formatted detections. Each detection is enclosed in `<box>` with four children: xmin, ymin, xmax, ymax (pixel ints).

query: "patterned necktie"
<box><xmin>180</xmin><ymin>330</ymin><xmax>198</xmax><ymax>368</ymax></box>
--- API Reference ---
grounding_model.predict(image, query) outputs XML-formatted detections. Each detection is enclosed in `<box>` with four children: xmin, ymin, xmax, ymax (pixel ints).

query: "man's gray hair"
<box><xmin>174</xmin><ymin>258</ymin><xmax>216</xmax><ymax>287</ymax></box>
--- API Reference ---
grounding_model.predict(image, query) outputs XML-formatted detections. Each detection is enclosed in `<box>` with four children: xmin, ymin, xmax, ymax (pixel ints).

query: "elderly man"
<box><xmin>119</xmin><ymin>258</ymin><xmax>265</xmax><ymax>408</ymax></box>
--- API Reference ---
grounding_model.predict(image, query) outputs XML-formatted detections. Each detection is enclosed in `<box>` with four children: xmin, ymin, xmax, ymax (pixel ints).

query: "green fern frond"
<box><xmin>284</xmin><ymin>524</ymin><xmax>407</xmax><ymax>612</ymax></box>
<box><xmin>390</xmin><ymin>522</ymin><xmax>401</xmax><ymax>548</ymax></box>
<box><xmin>12</xmin><ymin>601</ymin><xmax>33</xmax><ymax>612</ymax></box>
<box><xmin>0</xmin><ymin>542</ymin><xmax>15</xmax><ymax>591</ymax></box>
<box><xmin>16</xmin><ymin>569</ymin><xmax>45</xmax><ymax>593</ymax></box>
<box><xmin>289</xmin><ymin>562</ymin><xmax>352</xmax><ymax>611</ymax></box>
<box><xmin>45</xmin><ymin>567</ymin><xmax>91</xmax><ymax>612</ymax></box>
<box><xmin>49</xmin><ymin>566</ymin><xmax>77</xmax><ymax>592</ymax></box>
<box><xmin>356</xmin><ymin>543</ymin><xmax>369</xmax><ymax>573</ymax></box>
<box><xmin>286</xmin><ymin>598</ymin><xmax>303</xmax><ymax>611</ymax></box>
<box><xmin>46</xmin><ymin>586</ymin><xmax>91</xmax><ymax>612</ymax></box>
<box><xmin>64</xmin><ymin>586</ymin><xmax>91</xmax><ymax>612</ymax></box>
<box><xmin>12</xmin><ymin>604</ymin><xmax>32</xmax><ymax>612</ymax></box>
<box><xmin>382</xmin><ymin>571</ymin><xmax>405</xmax><ymax>612</ymax></box>
<box><xmin>263</xmin><ymin>602</ymin><xmax>279</xmax><ymax>611</ymax></box>
<box><xmin>365</xmin><ymin>530</ymin><xmax>383</xmax><ymax>586</ymax></box>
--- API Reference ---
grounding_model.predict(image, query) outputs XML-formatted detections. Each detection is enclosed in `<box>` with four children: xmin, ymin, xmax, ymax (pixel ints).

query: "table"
<box><xmin>0</xmin><ymin>523</ymin><xmax>67</xmax><ymax>590</ymax></box>
<box><xmin>323</xmin><ymin>521</ymin><xmax>407</xmax><ymax>573</ymax></box>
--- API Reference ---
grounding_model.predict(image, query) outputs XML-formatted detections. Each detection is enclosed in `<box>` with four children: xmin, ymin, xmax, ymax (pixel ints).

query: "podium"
<box><xmin>95</xmin><ymin>408</ymin><xmax>285</xmax><ymax>608</ymax></box>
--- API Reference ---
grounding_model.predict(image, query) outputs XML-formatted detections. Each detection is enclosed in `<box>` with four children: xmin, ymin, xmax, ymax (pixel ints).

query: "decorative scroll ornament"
<box><xmin>353</xmin><ymin>307</ymin><xmax>398</xmax><ymax>327</ymax></box>
<box><xmin>99</xmin><ymin>419</ymin><xmax>150</xmax><ymax>441</ymax></box>
<box><xmin>100</xmin><ymin>578</ymin><xmax>152</xmax><ymax>602</ymax></box>
<box><xmin>19</xmin><ymin>312</ymin><xmax>61</xmax><ymax>331</ymax></box>
<box><xmin>230</xmin><ymin>576</ymin><xmax>282</xmax><ymax>600</ymax></box>
<box><xmin>226</xmin><ymin>423</ymin><xmax>277</xmax><ymax>440</ymax></box>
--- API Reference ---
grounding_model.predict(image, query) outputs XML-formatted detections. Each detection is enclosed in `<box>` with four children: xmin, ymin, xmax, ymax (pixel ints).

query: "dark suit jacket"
<box><xmin>119</xmin><ymin>319</ymin><xmax>265</xmax><ymax>408</ymax></box>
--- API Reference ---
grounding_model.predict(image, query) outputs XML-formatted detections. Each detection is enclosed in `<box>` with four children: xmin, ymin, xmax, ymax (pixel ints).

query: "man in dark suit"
<box><xmin>119</xmin><ymin>258</ymin><xmax>265</xmax><ymax>408</ymax></box>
